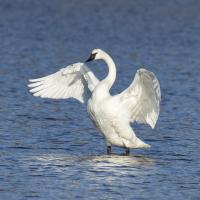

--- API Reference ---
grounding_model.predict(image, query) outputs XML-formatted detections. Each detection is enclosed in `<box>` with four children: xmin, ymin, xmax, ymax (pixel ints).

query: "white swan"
<box><xmin>28</xmin><ymin>49</ymin><xmax>161</xmax><ymax>155</ymax></box>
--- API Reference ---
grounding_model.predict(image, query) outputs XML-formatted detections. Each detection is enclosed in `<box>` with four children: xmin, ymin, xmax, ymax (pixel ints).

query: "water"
<box><xmin>0</xmin><ymin>0</ymin><xmax>200</xmax><ymax>199</ymax></box>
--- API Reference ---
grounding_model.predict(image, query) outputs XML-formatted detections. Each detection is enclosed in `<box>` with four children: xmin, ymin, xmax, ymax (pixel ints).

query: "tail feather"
<box><xmin>134</xmin><ymin>138</ymin><xmax>151</xmax><ymax>149</ymax></box>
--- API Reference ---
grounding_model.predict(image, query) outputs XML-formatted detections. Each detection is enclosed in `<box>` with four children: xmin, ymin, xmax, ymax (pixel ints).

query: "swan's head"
<box><xmin>85</xmin><ymin>49</ymin><xmax>104</xmax><ymax>62</ymax></box>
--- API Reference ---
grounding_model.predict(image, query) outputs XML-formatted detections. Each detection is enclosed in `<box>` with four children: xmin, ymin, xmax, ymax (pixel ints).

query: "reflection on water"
<box><xmin>24</xmin><ymin>153</ymin><xmax>154</xmax><ymax>174</ymax></box>
<box><xmin>87</xmin><ymin>154</ymin><xmax>155</xmax><ymax>186</ymax></box>
<box><xmin>22</xmin><ymin>153</ymin><xmax>156</xmax><ymax>196</ymax></box>
<box><xmin>90</xmin><ymin>154</ymin><xmax>154</xmax><ymax>168</ymax></box>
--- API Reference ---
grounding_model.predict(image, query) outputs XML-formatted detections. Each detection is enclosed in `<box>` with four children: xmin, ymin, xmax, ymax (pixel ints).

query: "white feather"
<box><xmin>28</xmin><ymin>62</ymin><xmax>99</xmax><ymax>103</ymax></box>
<box><xmin>119</xmin><ymin>68</ymin><xmax>161</xmax><ymax>128</ymax></box>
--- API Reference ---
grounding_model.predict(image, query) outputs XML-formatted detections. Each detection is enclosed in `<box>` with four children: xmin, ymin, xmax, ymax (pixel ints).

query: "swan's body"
<box><xmin>28</xmin><ymin>49</ymin><xmax>161</xmax><ymax>155</ymax></box>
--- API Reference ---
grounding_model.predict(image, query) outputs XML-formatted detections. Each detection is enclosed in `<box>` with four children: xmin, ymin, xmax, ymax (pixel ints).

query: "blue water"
<box><xmin>0</xmin><ymin>0</ymin><xmax>200</xmax><ymax>199</ymax></box>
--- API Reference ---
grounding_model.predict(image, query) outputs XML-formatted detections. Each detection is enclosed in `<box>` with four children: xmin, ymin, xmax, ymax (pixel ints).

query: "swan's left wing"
<box><xmin>28</xmin><ymin>62</ymin><xmax>99</xmax><ymax>103</ymax></box>
<box><xmin>118</xmin><ymin>68</ymin><xmax>161</xmax><ymax>128</ymax></box>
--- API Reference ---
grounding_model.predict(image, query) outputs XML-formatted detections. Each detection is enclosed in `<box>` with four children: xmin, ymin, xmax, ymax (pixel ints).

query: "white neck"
<box><xmin>100</xmin><ymin>51</ymin><xmax>116</xmax><ymax>90</ymax></box>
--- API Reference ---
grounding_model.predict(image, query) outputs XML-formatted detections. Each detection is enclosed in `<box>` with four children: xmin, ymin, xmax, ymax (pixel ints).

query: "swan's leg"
<box><xmin>107</xmin><ymin>146</ymin><xmax>112</xmax><ymax>154</ymax></box>
<box><xmin>125</xmin><ymin>148</ymin><xmax>130</xmax><ymax>156</ymax></box>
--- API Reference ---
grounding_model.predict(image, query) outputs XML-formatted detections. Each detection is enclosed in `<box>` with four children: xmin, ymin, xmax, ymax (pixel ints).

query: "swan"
<box><xmin>28</xmin><ymin>49</ymin><xmax>161</xmax><ymax>155</ymax></box>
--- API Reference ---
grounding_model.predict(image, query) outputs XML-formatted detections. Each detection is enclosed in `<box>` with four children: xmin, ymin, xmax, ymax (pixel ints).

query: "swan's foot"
<box><xmin>107</xmin><ymin>146</ymin><xmax>112</xmax><ymax>154</ymax></box>
<box><xmin>125</xmin><ymin>148</ymin><xmax>130</xmax><ymax>156</ymax></box>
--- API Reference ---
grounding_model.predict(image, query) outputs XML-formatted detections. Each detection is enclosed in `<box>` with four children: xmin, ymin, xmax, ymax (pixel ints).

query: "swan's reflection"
<box><xmin>86</xmin><ymin>154</ymin><xmax>155</xmax><ymax>180</ymax></box>
<box><xmin>24</xmin><ymin>153</ymin><xmax>155</xmax><ymax>183</ymax></box>
<box><xmin>27</xmin><ymin>153</ymin><xmax>154</xmax><ymax>168</ymax></box>
<box><xmin>90</xmin><ymin>154</ymin><xmax>154</xmax><ymax>167</ymax></box>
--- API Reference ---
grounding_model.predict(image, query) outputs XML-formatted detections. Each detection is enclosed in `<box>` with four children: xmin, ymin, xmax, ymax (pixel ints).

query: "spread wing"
<box><xmin>119</xmin><ymin>68</ymin><xmax>161</xmax><ymax>128</ymax></box>
<box><xmin>28</xmin><ymin>62</ymin><xmax>99</xmax><ymax>103</ymax></box>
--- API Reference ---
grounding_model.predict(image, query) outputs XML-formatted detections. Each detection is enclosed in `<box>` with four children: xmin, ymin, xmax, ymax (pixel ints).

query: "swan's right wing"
<box><xmin>119</xmin><ymin>68</ymin><xmax>161</xmax><ymax>128</ymax></box>
<box><xmin>28</xmin><ymin>62</ymin><xmax>99</xmax><ymax>103</ymax></box>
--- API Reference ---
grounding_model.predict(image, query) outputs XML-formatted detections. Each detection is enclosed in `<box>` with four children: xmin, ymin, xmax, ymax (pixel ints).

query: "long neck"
<box><xmin>101</xmin><ymin>52</ymin><xmax>116</xmax><ymax>90</ymax></box>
